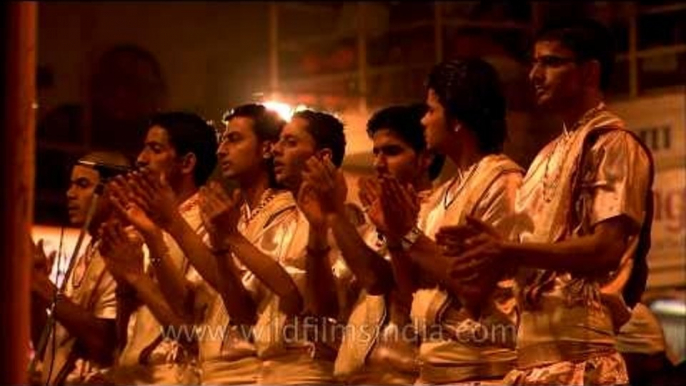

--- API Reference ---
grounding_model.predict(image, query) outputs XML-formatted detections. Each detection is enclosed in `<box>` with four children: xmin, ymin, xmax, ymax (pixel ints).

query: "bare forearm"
<box><xmin>166</xmin><ymin>215</ymin><xmax>257</xmax><ymax>323</ymax></box>
<box><xmin>407</xmin><ymin>235</ymin><xmax>466</xmax><ymax>299</ymax></box>
<box><xmin>214</xmin><ymin>252</ymin><xmax>257</xmax><ymax>325</ymax></box>
<box><xmin>144</xmin><ymin>232</ymin><xmax>194</xmax><ymax>321</ymax></box>
<box><xmin>52</xmin><ymin>298</ymin><xmax>116</xmax><ymax>363</ymax></box>
<box><xmin>166</xmin><ymin>213</ymin><xmax>222</xmax><ymax>290</ymax></box>
<box><xmin>408</xmin><ymin>235</ymin><xmax>455</xmax><ymax>286</ymax></box>
<box><xmin>387</xmin><ymin>245</ymin><xmax>417</xmax><ymax>308</ymax></box>
<box><xmin>115</xmin><ymin>293</ymin><xmax>138</xmax><ymax>351</ymax></box>
<box><xmin>125</xmin><ymin>272</ymin><xmax>189</xmax><ymax>327</ymax></box>
<box><xmin>504</xmin><ymin>230</ymin><xmax>627</xmax><ymax>275</ymax></box>
<box><xmin>224</xmin><ymin>233</ymin><xmax>302</xmax><ymax>314</ymax></box>
<box><xmin>328</xmin><ymin>213</ymin><xmax>392</xmax><ymax>295</ymax></box>
<box><xmin>305</xmin><ymin>228</ymin><xmax>339</xmax><ymax>318</ymax></box>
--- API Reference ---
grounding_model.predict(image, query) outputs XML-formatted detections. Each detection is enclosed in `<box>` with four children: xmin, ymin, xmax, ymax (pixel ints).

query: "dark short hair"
<box><xmin>222</xmin><ymin>103</ymin><xmax>286</xmax><ymax>143</ymax></box>
<box><xmin>426</xmin><ymin>58</ymin><xmax>507</xmax><ymax>154</ymax></box>
<box><xmin>535</xmin><ymin>18</ymin><xmax>616</xmax><ymax>90</ymax></box>
<box><xmin>148</xmin><ymin>112</ymin><xmax>218</xmax><ymax>186</ymax></box>
<box><xmin>292</xmin><ymin>109</ymin><xmax>346</xmax><ymax>167</ymax></box>
<box><xmin>367</xmin><ymin>103</ymin><xmax>445</xmax><ymax>180</ymax></box>
<box><xmin>223</xmin><ymin>103</ymin><xmax>286</xmax><ymax>188</ymax></box>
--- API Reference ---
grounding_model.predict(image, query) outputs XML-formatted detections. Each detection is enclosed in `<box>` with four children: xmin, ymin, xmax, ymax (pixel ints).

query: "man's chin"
<box><xmin>534</xmin><ymin>93</ymin><xmax>562</xmax><ymax>110</ymax></box>
<box><xmin>220</xmin><ymin>170</ymin><xmax>236</xmax><ymax>180</ymax></box>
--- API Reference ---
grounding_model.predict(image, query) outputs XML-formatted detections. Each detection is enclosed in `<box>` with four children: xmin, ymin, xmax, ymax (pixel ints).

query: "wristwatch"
<box><xmin>401</xmin><ymin>226</ymin><xmax>422</xmax><ymax>251</ymax></box>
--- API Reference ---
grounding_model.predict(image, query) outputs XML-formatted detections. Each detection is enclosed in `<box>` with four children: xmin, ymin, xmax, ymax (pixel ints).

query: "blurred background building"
<box><xmin>33</xmin><ymin>1</ymin><xmax>685</xmax><ymax>362</ymax></box>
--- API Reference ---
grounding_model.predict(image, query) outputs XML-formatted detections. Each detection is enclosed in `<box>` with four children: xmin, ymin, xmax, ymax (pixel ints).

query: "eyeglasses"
<box><xmin>530</xmin><ymin>55</ymin><xmax>578</xmax><ymax>69</ymax></box>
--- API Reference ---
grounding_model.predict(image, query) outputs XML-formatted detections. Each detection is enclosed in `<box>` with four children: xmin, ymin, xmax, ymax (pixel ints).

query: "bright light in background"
<box><xmin>263</xmin><ymin>100</ymin><xmax>294</xmax><ymax>122</ymax></box>
<box><xmin>32</xmin><ymin>225</ymin><xmax>84</xmax><ymax>287</ymax></box>
<box><xmin>262</xmin><ymin>100</ymin><xmax>311</xmax><ymax>122</ymax></box>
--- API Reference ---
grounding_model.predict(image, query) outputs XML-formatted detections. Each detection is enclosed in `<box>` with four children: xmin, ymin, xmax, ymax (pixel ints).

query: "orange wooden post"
<box><xmin>1</xmin><ymin>1</ymin><xmax>37</xmax><ymax>384</ymax></box>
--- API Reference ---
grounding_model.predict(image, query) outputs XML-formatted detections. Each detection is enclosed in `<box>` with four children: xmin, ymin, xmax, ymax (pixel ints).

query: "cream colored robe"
<box><xmin>198</xmin><ymin>190</ymin><xmax>296</xmax><ymax>385</ymax></box>
<box><xmin>410</xmin><ymin>154</ymin><xmax>523</xmax><ymax>385</ymax></box>
<box><xmin>252</xmin><ymin>206</ymin><xmax>355</xmax><ymax>385</ymax></box>
<box><xmin>504</xmin><ymin>106</ymin><xmax>653</xmax><ymax>385</ymax></box>
<box><xmin>40</xmin><ymin>240</ymin><xmax>117</xmax><ymax>385</ymax></box>
<box><xmin>103</xmin><ymin>193</ymin><xmax>209</xmax><ymax>385</ymax></box>
<box><xmin>334</xmin><ymin>192</ymin><xmax>437</xmax><ymax>385</ymax></box>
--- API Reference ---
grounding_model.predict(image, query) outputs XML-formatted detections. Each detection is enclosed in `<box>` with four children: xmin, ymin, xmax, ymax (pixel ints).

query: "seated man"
<box><xmin>97</xmin><ymin>112</ymin><xmax>218</xmax><ymax>385</ymax></box>
<box><xmin>30</xmin><ymin>151</ymin><xmax>130</xmax><ymax>385</ymax></box>
<box><xmin>307</xmin><ymin>103</ymin><xmax>445</xmax><ymax>385</ymax></box>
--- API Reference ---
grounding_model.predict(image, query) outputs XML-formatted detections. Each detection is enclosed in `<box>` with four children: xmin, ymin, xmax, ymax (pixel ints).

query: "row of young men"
<box><xmin>31</xmin><ymin>18</ymin><xmax>656</xmax><ymax>386</ymax></box>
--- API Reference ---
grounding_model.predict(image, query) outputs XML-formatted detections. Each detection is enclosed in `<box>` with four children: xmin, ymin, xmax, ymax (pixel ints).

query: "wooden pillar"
<box><xmin>0</xmin><ymin>1</ymin><xmax>37</xmax><ymax>384</ymax></box>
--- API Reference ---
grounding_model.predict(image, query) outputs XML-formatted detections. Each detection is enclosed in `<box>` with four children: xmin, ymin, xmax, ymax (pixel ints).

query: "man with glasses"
<box><xmin>440</xmin><ymin>19</ymin><xmax>655</xmax><ymax>385</ymax></box>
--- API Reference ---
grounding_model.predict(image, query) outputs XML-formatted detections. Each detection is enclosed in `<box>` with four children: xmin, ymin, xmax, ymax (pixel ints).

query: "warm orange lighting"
<box><xmin>31</xmin><ymin>225</ymin><xmax>84</xmax><ymax>286</ymax></box>
<box><xmin>263</xmin><ymin>100</ymin><xmax>295</xmax><ymax>122</ymax></box>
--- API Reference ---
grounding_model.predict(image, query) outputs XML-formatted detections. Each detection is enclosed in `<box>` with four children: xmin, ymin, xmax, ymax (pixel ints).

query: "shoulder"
<box><xmin>258</xmin><ymin>189</ymin><xmax>298</xmax><ymax>229</ymax></box>
<box><xmin>485</xmin><ymin>154</ymin><xmax>525</xmax><ymax>175</ymax></box>
<box><xmin>483</xmin><ymin>154</ymin><xmax>524</xmax><ymax>189</ymax></box>
<box><xmin>587</xmin><ymin>129</ymin><xmax>652</xmax><ymax>168</ymax></box>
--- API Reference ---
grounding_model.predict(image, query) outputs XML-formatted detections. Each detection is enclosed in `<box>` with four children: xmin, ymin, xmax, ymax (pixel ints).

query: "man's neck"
<box><xmin>174</xmin><ymin>179</ymin><xmax>198</xmax><ymax>207</ymax></box>
<box><xmin>87</xmin><ymin>224</ymin><xmax>99</xmax><ymax>239</ymax></box>
<box><xmin>238</xmin><ymin>170</ymin><xmax>271</xmax><ymax>210</ymax></box>
<box><xmin>288</xmin><ymin>180</ymin><xmax>302</xmax><ymax>200</ymax></box>
<box><xmin>559</xmin><ymin>92</ymin><xmax>604</xmax><ymax>131</ymax></box>
<box><xmin>447</xmin><ymin>141</ymin><xmax>484</xmax><ymax>174</ymax></box>
<box><xmin>413</xmin><ymin>174</ymin><xmax>433</xmax><ymax>193</ymax></box>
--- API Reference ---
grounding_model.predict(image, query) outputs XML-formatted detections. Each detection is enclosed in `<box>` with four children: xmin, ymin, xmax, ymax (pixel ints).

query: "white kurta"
<box><xmin>40</xmin><ymin>240</ymin><xmax>117</xmax><ymax>386</ymax></box>
<box><xmin>104</xmin><ymin>193</ymin><xmax>209</xmax><ymax>385</ymax></box>
<box><xmin>411</xmin><ymin>154</ymin><xmax>523</xmax><ymax>385</ymax></box>
<box><xmin>505</xmin><ymin>106</ymin><xmax>652</xmax><ymax>385</ymax></box>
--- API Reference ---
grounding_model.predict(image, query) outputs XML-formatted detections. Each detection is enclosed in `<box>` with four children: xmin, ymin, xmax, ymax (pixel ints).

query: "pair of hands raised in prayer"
<box><xmin>297</xmin><ymin>154</ymin><xmax>348</xmax><ymax>228</ymax></box>
<box><xmin>436</xmin><ymin>216</ymin><xmax>507</xmax><ymax>286</ymax></box>
<box><xmin>357</xmin><ymin>169</ymin><xmax>420</xmax><ymax>240</ymax></box>
<box><xmin>30</xmin><ymin>238</ymin><xmax>58</xmax><ymax>302</ymax></box>
<box><xmin>98</xmin><ymin>169</ymin><xmax>175</xmax><ymax>282</ymax></box>
<box><xmin>197</xmin><ymin>181</ymin><xmax>242</xmax><ymax>251</ymax></box>
<box><xmin>357</xmin><ymin>167</ymin><xmax>507</xmax><ymax>284</ymax></box>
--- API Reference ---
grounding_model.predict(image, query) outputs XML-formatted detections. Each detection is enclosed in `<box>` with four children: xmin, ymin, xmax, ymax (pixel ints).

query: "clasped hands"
<box><xmin>356</xmin><ymin>167</ymin><xmax>506</xmax><ymax>283</ymax></box>
<box><xmin>436</xmin><ymin>216</ymin><xmax>507</xmax><ymax>285</ymax></box>
<box><xmin>198</xmin><ymin>181</ymin><xmax>243</xmax><ymax>251</ymax></box>
<box><xmin>98</xmin><ymin>168</ymin><xmax>176</xmax><ymax>282</ymax></box>
<box><xmin>297</xmin><ymin>154</ymin><xmax>348</xmax><ymax>228</ymax></box>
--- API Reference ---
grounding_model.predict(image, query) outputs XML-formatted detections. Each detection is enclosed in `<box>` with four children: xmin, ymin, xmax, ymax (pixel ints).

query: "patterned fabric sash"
<box><xmin>205</xmin><ymin>190</ymin><xmax>296</xmax><ymax>360</ymax></box>
<box><xmin>519</xmin><ymin>110</ymin><xmax>655</xmax><ymax>313</ymax></box>
<box><xmin>333</xmin><ymin>291</ymin><xmax>386</xmax><ymax>379</ymax></box>
<box><xmin>412</xmin><ymin>154</ymin><xmax>523</xmax><ymax>337</ymax></box>
<box><xmin>43</xmin><ymin>242</ymin><xmax>110</xmax><ymax>385</ymax></box>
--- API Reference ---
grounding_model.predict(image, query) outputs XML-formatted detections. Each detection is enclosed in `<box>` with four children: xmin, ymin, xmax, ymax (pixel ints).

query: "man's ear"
<box><xmin>315</xmin><ymin>148</ymin><xmax>333</xmax><ymax>163</ymax></box>
<box><xmin>181</xmin><ymin>153</ymin><xmax>197</xmax><ymax>176</ymax></box>
<box><xmin>450</xmin><ymin>120</ymin><xmax>463</xmax><ymax>134</ymax></box>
